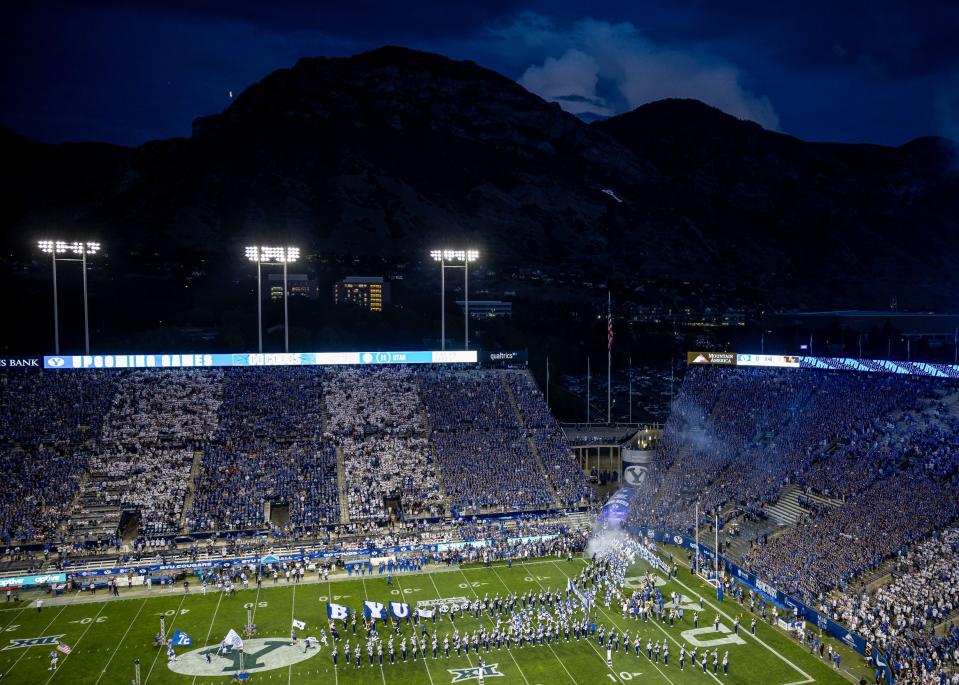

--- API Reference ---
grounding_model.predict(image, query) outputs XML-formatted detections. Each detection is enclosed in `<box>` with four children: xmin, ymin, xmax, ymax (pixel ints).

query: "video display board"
<box><xmin>42</xmin><ymin>350</ymin><xmax>477</xmax><ymax>370</ymax></box>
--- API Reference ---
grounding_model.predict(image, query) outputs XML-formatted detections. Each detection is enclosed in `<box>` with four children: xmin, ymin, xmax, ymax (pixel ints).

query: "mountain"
<box><xmin>2</xmin><ymin>47</ymin><xmax>958</xmax><ymax>316</ymax></box>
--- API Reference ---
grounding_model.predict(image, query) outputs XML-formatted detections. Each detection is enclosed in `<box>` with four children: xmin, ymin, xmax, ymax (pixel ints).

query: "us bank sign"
<box><xmin>0</xmin><ymin>357</ymin><xmax>41</xmax><ymax>368</ymax></box>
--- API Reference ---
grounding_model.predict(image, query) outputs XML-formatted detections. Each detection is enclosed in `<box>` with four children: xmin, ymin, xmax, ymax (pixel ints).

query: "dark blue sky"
<box><xmin>3</xmin><ymin>0</ymin><xmax>958</xmax><ymax>147</ymax></box>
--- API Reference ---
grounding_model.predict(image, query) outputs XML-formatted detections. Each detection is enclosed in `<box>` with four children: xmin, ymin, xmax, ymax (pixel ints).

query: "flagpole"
<box><xmin>694</xmin><ymin>502</ymin><xmax>699</xmax><ymax>576</ymax></box>
<box><xmin>586</xmin><ymin>357</ymin><xmax>591</xmax><ymax>426</ymax></box>
<box><xmin>546</xmin><ymin>356</ymin><xmax>550</xmax><ymax>408</ymax></box>
<box><xmin>607</xmin><ymin>291</ymin><xmax>612</xmax><ymax>425</ymax></box>
<box><xmin>628</xmin><ymin>356</ymin><xmax>632</xmax><ymax>424</ymax></box>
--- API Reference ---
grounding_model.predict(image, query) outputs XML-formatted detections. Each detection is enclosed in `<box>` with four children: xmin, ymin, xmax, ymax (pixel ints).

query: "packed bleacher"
<box><xmin>419</xmin><ymin>369</ymin><xmax>556</xmax><ymax>513</ymax></box>
<box><xmin>0</xmin><ymin>365</ymin><xmax>584</xmax><ymax>546</ymax></box>
<box><xmin>625</xmin><ymin>364</ymin><xmax>959</xmax><ymax>683</ymax></box>
<box><xmin>187</xmin><ymin>367</ymin><xmax>339</xmax><ymax>532</ymax></box>
<box><xmin>71</xmin><ymin>370</ymin><xmax>223</xmax><ymax>539</ymax></box>
<box><xmin>630</xmin><ymin>367</ymin><xmax>934</xmax><ymax>531</ymax></box>
<box><xmin>829</xmin><ymin>528</ymin><xmax>959</xmax><ymax>684</ymax></box>
<box><xmin>505</xmin><ymin>371</ymin><xmax>592</xmax><ymax>506</ymax></box>
<box><xmin>0</xmin><ymin>371</ymin><xmax>118</xmax><ymax>544</ymax></box>
<box><xmin>323</xmin><ymin>368</ymin><xmax>444</xmax><ymax>519</ymax></box>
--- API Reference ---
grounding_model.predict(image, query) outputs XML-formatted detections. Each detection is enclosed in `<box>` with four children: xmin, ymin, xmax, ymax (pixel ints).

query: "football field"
<box><xmin>0</xmin><ymin>555</ymin><xmax>856</xmax><ymax>685</ymax></box>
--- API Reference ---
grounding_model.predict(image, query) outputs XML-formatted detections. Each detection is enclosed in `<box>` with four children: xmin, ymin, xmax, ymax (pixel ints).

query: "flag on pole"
<box><xmin>607</xmin><ymin>292</ymin><xmax>614</xmax><ymax>359</ymax></box>
<box><xmin>327</xmin><ymin>602</ymin><xmax>351</xmax><ymax>620</ymax></box>
<box><xmin>56</xmin><ymin>642</ymin><xmax>72</xmax><ymax>655</ymax></box>
<box><xmin>171</xmin><ymin>630</ymin><xmax>192</xmax><ymax>647</ymax></box>
<box><xmin>292</xmin><ymin>619</ymin><xmax>306</xmax><ymax>630</ymax></box>
<box><xmin>607</xmin><ymin>291</ymin><xmax>613</xmax><ymax>423</ymax></box>
<box><xmin>389</xmin><ymin>602</ymin><xmax>411</xmax><ymax>619</ymax></box>
<box><xmin>221</xmin><ymin>629</ymin><xmax>243</xmax><ymax>651</ymax></box>
<box><xmin>364</xmin><ymin>601</ymin><xmax>386</xmax><ymax>620</ymax></box>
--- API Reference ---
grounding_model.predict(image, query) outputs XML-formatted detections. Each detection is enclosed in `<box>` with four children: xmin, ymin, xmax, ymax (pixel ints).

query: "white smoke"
<box><xmin>586</xmin><ymin>519</ymin><xmax>633</xmax><ymax>559</ymax></box>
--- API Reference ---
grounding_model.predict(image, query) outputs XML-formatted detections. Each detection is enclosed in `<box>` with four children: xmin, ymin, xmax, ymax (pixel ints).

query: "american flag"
<box><xmin>56</xmin><ymin>642</ymin><xmax>72</xmax><ymax>654</ymax></box>
<box><xmin>607</xmin><ymin>293</ymin><xmax>613</xmax><ymax>361</ymax></box>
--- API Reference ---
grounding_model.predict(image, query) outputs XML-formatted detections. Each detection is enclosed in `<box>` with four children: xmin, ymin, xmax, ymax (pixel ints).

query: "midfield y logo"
<box><xmin>218</xmin><ymin>640</ymin><xmax>286</xmax><ymax>672</ymax></box>
<box><xmin>448</xmin><ymin>663</ymin><xmax>504</xmax><ymax>682</ymax></box>
<box><xmin>3</xmin><ymin>635</ymin><xmax>65</xmax><ymax>650</ymax></box>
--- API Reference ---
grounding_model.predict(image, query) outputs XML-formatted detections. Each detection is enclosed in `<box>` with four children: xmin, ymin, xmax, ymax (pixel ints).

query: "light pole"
<box><xmin>245</xmin><ymin>246</ymin><xmax>299</xmax><ymax>353</ymax></box>
<box><xmin>37</xmin><ymin>240</ymin><xmax>100</xmax><ymax>354</ymax></box>
<box><xmin>430</xmin><ymin>249</ymin><xmax>479</xmax><ymax>350</ymax></box>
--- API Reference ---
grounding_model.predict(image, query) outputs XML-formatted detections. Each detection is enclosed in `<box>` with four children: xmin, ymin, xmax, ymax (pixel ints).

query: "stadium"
<box><xmin>0</xmin><ymin>349</ymin><xmax>954</xmax><ymax>685</ymax></box>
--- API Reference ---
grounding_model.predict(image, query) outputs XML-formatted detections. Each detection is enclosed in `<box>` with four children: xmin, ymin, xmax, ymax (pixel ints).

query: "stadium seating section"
<box><xmin>0</xmin><ymin>366</ymin><xmax>588</xmax><ymax>543</ymax></box>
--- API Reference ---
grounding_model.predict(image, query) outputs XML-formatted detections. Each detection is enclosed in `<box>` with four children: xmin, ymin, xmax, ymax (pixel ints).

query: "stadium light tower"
<box><xmin>429</xmin><ymin>249</ymin><xmax>479</xmax><ymax>350</ymax></box>
<box><xmin>245</xmin><ymin>246</ymin><xmax>300</xmax><ymax>353</ymax></box>
<box><xmin>37</xmin><ymin>240</ymin><xmax>100</xmax><ymax>355</ymax></box>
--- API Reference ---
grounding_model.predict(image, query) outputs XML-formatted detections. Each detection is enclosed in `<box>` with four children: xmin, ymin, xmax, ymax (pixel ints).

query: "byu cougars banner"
<box><xmin>389</xmin><ymin>602</ymin><xmax>410</xmax><ymax>619</ymax></box>
<box><xmin>363</xmin><ymin>601</ymin><xmax>386</xmax><ymax>620</ymax></box>
<box><xmin>327</xmin><ymin>602</ymin><xmax>351</xmax><ymax>620</ymax></box>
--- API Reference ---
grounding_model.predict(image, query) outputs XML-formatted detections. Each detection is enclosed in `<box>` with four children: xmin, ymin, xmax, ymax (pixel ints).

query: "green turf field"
<box><xmin>0</xmin><ymin>555</ymin><xmax>857</xmax><ymax>685</ymax></box>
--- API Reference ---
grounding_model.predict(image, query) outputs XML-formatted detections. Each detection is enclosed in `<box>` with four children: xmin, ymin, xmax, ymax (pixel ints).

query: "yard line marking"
<box><xmin>289</xmin><ymin>580</ymin><xmax>297</xmax><ymax>685</ymax></box>
<box><xmin>4</xmin><ymin>604</ymin><xmax>67</xmax><ymax>676</ymax></box>
<box><xmin>395</xmin><ymin>574</ymin><xmax>435</xmax><ymax>685</ymax></box>
<box><xmin>143</xmin><ymin>593</ymin><xmax>187</xmax><ymax>684</ymax></box>
<box><xmin>487</xmin><ymin>563</ymin><xmax>578</xmax><ymax>685</ymax></box>
<box><xmin>532</xmin><ymin>560</ymin><xmax>678</xmax><ymax>685</ymax></box>
<box><xmin>360</xmin><ymin>575</ymin><xmax>389</xmax><ymax>685</ymax></box>
<box><xmin>0</xmin><ymin>605</ymin><xmax>27</xmax><ymax>629</ymax></box>
<box><xmin>653</xmin><ymin>555</ymin><xmax>814</xmax><ymax>684</ymax></box>
<box><xmin>190</xmin><ymin>586</ymin><xmax>226</xmax><ymax>685</ymax></box>
<box><xmin>94</xmin><ymin>597</ymin><xmax>147</xmax><ymax>685</ymax></box>
<box><xmin>45</xmin><ymin>601</ymin><xmax>107</xmax><ymax>684</ymax></box>
<box><xmin>455</xmin><ymin>565</ymin><xmax>532</xmax><ymax>685</ymax></box>
<box><xmin>549</xmin><ymin>559</ymin><xmax>717</xmax><ymax>685</ymax></box>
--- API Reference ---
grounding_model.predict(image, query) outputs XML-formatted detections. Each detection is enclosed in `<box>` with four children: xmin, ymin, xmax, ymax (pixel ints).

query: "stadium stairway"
<box><xmin>179</xmin><ymin>449</ymin><xmax>204</xmax><ymax>532</ymax></box>
<box><xmin>565</xmin><ymin>510</ymin><xmax>593</xmax><ymax>532</ymax></box>
<box><xmin>501</xmin><ymin>372</ymin><xmax>563</xmax><ymax>509</ymax></box>
<box><xmin>335</xmin><ymin>446</ymin><xmax>350</xmax><ymax>524</ymax></box>
<box><xmin>763</xmin><ymin>484</ymin><xmax>811</xmax><ymax>525</ymax></box>
<box><xmin>421</xmin><ymin>407</ymin><xmax>451</xmax><ymax>514</ymax></box>
<box><xmin>764</xmin><ymin>484</ymin><xmax>844</xmax><ymax>525</ymax></box>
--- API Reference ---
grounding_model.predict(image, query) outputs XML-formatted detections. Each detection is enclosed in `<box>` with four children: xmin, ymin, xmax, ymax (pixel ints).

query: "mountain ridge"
<box><xmin>2</xmin><ymin>46</ymin><xmax>957</xmax><ymax>313</ymax></box>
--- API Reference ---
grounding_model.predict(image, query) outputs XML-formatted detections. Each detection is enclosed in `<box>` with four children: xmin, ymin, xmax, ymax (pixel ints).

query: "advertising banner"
<box><xmin>42</xmin><ymin>350</ymin><xmax>477</xmax><ymax>370</ymax></box>
<box><xmin>687</xmin><ymin>351</ymin><xmax>737</xmax><ymax>365</ymax></box>
<box><xmin>479</xmin><ymin>350</ymin><xmax>528</xmax><ymax>364</ymax></box>
<box><xmin>0</xmin><ymin>356</ymin><xmax>42</xmax><ymax>369</ymax></box>
<box><xmin>0</xmin><ymin>572</ymin><xmax>67</xmax><ymax>588</ymax></box>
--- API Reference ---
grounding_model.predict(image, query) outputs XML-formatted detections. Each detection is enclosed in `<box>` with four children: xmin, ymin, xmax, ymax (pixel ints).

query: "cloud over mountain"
<box><xmin>491</xmin><ymin>13</ymin><xmax>779</xmax><ymax>128</ymax></box>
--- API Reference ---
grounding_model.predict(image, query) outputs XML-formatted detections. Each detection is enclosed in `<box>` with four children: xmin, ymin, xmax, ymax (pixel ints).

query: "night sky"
<box><xmin>3</xmin><ymin>0</ymin><xmax>958</xmax><ymax>147</ymax></box>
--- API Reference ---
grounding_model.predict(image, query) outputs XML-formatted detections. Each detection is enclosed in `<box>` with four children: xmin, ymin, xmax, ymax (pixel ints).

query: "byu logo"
<box><xmin>47</xmin><ymin>357</ymin><xmax>65</xmax><ymax>367</ymax></box>
<box><xmin>3</xmin><ymin>635</ymin><xmax>65</xmax><ymax>650</ymax></box>
<box><xmin>624</xmin><ymin>465</ymin><xmax>647</xmax><ymax>486</ymax></box>
<box><xmin>169</xmin><ymin>638</ymin><xmax>319</xmax><ymax>676</ymax></box>
<box><xmin>448</xmin><ymin>663</ymin><xmax>504</xmax><ymax>683</ymax></box>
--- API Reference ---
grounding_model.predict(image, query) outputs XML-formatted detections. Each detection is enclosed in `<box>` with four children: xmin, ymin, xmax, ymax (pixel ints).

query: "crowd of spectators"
<box><xmin>323</xmin><ymin>368</ymin><xmax>444</xmax><ymax>519</ymax></box>
<box><xmin>629</xmin><ymin>367</ymin><xmax>934</xmax><ymax>532</ymax></box>
<box><xmin>506</xmin><ymin>371</ymin><xmax>592</xmax><ymax>507</ymax></box>
<box><xmin>421</xmin><ymin>369</ymin><xmax>555</xmax><ymax>512</ymax></box>
<box><xmin>188</xmin><ymin>368</ymin><xmax>339</xmax><ymax>532</ymax></box>
<box><xmin>0</xmin><ymin>371</ymin><xmax>118</xmax><ymax>543</ymax></box>
<box><xmin>829</xmin><ymin>528</ymin><xmax>959</xmax><ymax>684</ymax></box>
<box><xmin>75</xmin><ymin>370</ymin><xmax>223</xmax><ymax>538</ymax></box>
<box><xmin>623</xmin><ymin>365</ymin><xmax>959</xmax><ymax>682</ymax></box>
<box><xmin>1</xmin><ymin>365</ymin><xmax>582</xmax><ymax>542</ymax></box>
